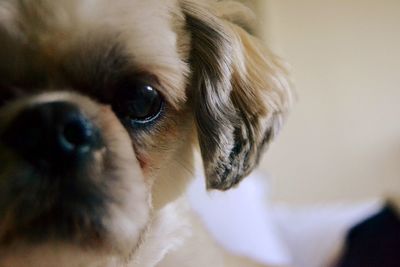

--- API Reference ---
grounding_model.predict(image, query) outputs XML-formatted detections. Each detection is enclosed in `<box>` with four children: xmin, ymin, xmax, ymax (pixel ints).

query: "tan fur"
<box><xmin>0</xmin><ymin>0</ymin><xmax>292</xmax><ymax>266</ymax></box>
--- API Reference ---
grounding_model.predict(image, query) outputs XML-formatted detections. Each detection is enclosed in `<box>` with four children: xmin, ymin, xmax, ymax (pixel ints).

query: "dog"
<box><xmin>0</xmin><ymin>0</ymin><xmax>292</xmax><ymax>266</ymax></box>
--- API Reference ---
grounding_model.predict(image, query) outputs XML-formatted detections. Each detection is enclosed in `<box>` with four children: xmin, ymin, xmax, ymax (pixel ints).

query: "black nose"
<box><xmin>2</xmin><ymin>102</ymin><xmax>101</xmax><ymax>171</ymax></box>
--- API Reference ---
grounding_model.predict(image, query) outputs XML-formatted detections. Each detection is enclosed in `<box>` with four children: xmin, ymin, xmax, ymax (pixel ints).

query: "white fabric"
<box><xmin>188</xmin><ymin>170</ymin><xmax>384</xmax><ymax>267</ymax></box>
<box><xmin>187</xmin><ymin>171</ymin><xmax>292</xmax><ymax>266</ymax></box>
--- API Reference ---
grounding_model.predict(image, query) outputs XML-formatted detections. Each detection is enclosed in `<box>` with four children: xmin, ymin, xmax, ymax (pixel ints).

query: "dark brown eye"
<box><xmin>113</xmin><ymin>80</ymin><xmax>164</xmax><ymax>124</ymax></box>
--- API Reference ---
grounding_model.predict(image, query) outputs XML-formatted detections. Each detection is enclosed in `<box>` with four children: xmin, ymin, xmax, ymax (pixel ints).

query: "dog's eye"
<box><xmin>113</xmin><ymin>80</ymin><xmax>164</xmax><ymax>124</ymax></box>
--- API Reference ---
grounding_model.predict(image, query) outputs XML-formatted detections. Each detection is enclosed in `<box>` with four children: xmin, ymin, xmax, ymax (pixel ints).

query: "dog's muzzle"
<box><xmin>1</xmin><ymin>101</ymin><xmax>102</xmax><ymax>172</ymax></box>
<box><xmin>0</xmin><ymin>100</ymin><xmax>109</xmax><ymax>244</ymax></box>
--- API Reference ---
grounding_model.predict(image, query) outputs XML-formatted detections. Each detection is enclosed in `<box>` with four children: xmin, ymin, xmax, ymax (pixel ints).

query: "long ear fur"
<box><xmin>181</xmin><ymin>0</ymin><xmax>293</xmax><ymax>190</ymax></box>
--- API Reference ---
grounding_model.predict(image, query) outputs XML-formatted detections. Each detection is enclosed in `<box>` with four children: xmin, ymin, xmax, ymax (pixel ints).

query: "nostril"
<box><xmin>60</xmin><ymin>116</ymin><xmax>94</xmax><ymax>153</ymax></box>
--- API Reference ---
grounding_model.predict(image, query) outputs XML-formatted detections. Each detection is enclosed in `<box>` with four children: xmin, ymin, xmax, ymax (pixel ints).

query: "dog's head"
<box><xmin>0</xmin><ymin>0</ymin><xmax>292</xmax><ymax>266</ymax></box>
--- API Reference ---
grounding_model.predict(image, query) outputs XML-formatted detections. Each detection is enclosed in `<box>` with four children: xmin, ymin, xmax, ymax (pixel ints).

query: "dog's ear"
<box><xmin>182</xmin><ymin>1</ymin><xmax>293</xmax><ymax>190</ymax></box>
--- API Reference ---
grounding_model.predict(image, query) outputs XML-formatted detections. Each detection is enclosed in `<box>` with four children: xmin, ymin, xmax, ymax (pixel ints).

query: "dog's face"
<box><xmin>0</xmin><ymin>0</ymin><xmax>292</xmax><ymax>266</ymax></box>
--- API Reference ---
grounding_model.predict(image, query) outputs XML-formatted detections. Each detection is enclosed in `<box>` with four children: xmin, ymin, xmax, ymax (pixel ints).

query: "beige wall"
<box><xmin>253</xmin><ymin>0</ymin><xmax>400</xmax><ymax>204</ymax></box>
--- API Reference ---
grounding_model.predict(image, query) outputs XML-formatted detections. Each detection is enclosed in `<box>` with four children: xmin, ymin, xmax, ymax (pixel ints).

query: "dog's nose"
<box><xmin>2</xmin><ymin>101</ymin><xmax>101</xmax><ymax>170</ymax></box>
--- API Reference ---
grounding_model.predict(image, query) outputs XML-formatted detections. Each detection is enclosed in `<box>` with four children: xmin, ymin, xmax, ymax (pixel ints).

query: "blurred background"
<box><xmin>248</xmin><ymin>0</ymin><xmax>400</xmax><ymax>205</ymax></box>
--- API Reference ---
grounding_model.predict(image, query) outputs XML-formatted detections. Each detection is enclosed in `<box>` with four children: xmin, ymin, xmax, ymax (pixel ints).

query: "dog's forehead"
<box><xmin>0</xmin><ymin>0</ymin><xmax>189</xmax><ymax>106</ymax></box>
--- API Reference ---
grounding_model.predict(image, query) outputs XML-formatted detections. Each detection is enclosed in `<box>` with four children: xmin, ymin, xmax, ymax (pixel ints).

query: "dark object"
<box><xmin>336</xmin><ymin>203</ymin><xmax>400</xmax><ymax>267</ymax></box>
<box><xmin>2</xmin><ymin>101</ymin><xmax>101</xmax><ymax>171</ymax></box>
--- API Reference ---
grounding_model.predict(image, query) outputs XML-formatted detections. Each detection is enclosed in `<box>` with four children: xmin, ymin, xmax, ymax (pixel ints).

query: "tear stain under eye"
<box><xmin>136</xmin><ymin>152</ymin><xmax>149</xmax><ymax>171</ymax></box>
